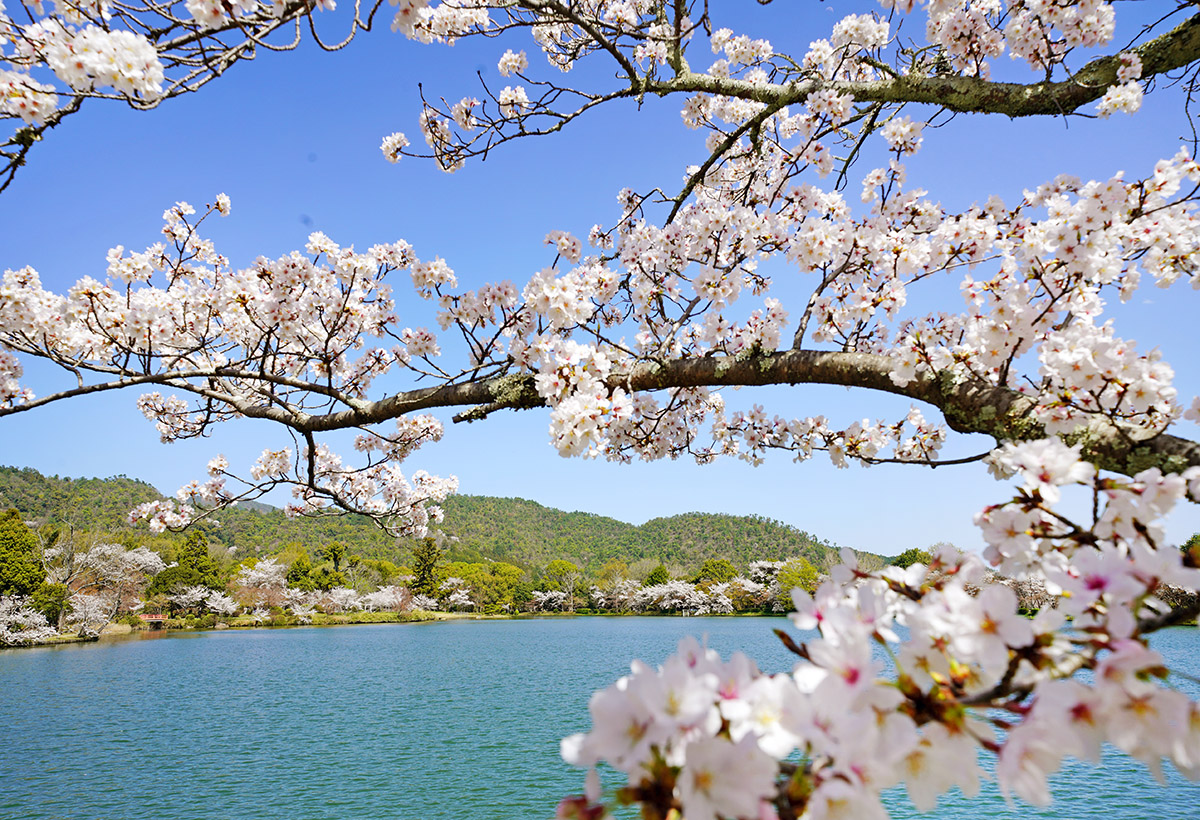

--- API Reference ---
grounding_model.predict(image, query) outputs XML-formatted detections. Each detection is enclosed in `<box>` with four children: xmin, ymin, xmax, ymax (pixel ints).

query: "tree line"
<box><xmin>0</xmin><ymin>506</ymin><xmax>855</xmax><ymax>644</ymax></box>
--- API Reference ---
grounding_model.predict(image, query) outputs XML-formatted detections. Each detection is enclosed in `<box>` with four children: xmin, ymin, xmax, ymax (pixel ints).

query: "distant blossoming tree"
<box><xmin>205</xmin><ymin>590</ymin><xmax>239</xmax><ymax>616</ymax></box>
<box><xmin>235</xmin><ymin>557</ymin><xmax>288</xmax><ymax>608</ymax></box>
<box><xmin>360</xmin><ymin>585</ymin><xmax>411</xmax><ymax>612</ymax></box>
<box><xmin>41</xmin><ymin>540</ymin><xmax>166</xmax><ymax>630</ymax></box>
<box><xmin>530</xmin><ymin>589</ymin><xmax>569</xmax><ymax>611</ymax></box>
<box><xmin>0</xmin><ymin>594</ymin><xmax>56</xmax><ymax>645</ymax></box>
<box><xmin>167</xmin><ymin>584</ymin><xmax>210</xmax><ymax>612</ymax></box>
<box><xmin>4</xmin><ymin>0</ymin><xmax>1200</xmax><ymax>816</ymax></box>
<box><xmin>322</xmin><ymin>586</ymin><xmax>362</xmax><ymax>613</ymax></box>
<box><xmin>409</xmin><ymin>593</ymin><xmax>438</xmax><ymax>612</ymax></box>
<box><xmin>65</xmin><ymin>591</ymin><xmax>114</xmax><ymax>637</ymax></box>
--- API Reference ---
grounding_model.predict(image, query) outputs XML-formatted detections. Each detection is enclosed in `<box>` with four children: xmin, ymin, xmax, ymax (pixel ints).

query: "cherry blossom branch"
<box><xmin>418</xmin><ymin>350</ymin><xmax>1195</xmax><ymax>476</ymax></box>
<box><xmin>635</xmin><ymin>23</ymin><xmax>1193</xmax><ymax>120</ymax></box>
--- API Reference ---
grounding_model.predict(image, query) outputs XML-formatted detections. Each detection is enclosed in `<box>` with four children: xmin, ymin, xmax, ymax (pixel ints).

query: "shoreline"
<box><xmin>2</xmin><ymin>609</ymin><xmax>790</xmax><ymax>649</ymax></box>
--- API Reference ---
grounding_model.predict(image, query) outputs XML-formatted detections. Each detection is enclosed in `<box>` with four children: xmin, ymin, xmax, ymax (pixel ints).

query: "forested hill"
<box><xmin>0</xmin><ymin>466</ymin><xmax>884</xmax><ymax>573</ymax></box>
<box><xmin>0</xmin><ymin>465</ymin><xmax>399</xmax><ymax>557</ymax></box>
<box><xmin>0</xmin><ymin>467</ymin><xmax>161</xmax><ymax>530</ymax></box>
<box><xmin>437</xmin><ymin>496</ymin><xmax>872</xmax><ymax>571</ymax></box>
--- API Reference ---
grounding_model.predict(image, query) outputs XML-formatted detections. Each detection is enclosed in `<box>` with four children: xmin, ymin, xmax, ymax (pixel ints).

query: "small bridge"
<box><xmin>138</xmin><ymin>613</ymin><xmax>166</xmax><ymax>630</ymax></box>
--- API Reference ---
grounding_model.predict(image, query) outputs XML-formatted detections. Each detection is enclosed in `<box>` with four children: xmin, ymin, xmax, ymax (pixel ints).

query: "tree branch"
<box><xmin>241</xmin><ymin>349</ymin><xmax>1200</xmax><ymax>477</ymax></box>
<box><xmin>641</xmin><ymin>12</ymin><xmax>1200</xmax><ymax>117</ymax></box>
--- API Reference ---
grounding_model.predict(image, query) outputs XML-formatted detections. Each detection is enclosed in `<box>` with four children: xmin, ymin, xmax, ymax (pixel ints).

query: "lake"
<box><xmin>2</xmin><ymin>617</ymin><xmax>1199</xmax><ymax>820</ymax></box>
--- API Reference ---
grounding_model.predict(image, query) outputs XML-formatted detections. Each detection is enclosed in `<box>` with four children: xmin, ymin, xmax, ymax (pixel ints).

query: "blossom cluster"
<box><xmin>3</xmin><ymin>198</ymin><xmax>462</xmax><ymax>535</ymax></box>
<box><xmin>169</xmin><ymin>585</ymin><xmax>240</xmax><ymax>615</ymax></box>
<box><xmin>561</xmin><ymin>441</ymin><xmax>1200</xmax><ymax>820</ymax></box>
<box><xmin>185</xmin><ymin>0</ymin><xmax>264</xmax><ymax>29</ymax></box>
<box><xmin>0</xmin><ymin>69</ymin><xmax>57</xmax><ymax>125</ymax></box>
<box><xmin>0</xmin><ymin>595</ymin><xmax>57</xmax><ymax>645</ymax></box>
<box><xmin>0</xmin><ymin>2</ymin><xmax>173</xmax><ymax>139</ymax></box>
<box><xmin>709</xmin><ymin>404</ymin><xmax>947</xmax><ymax>469</ymax></box>
<box><xmin>1099</xmin><ymin>50</ymin><xmax>1146</xmax><ymax>119</ymax></box>
<box><xmin>10</xmin><ymin>126</ymin><xmax>1200</xmax><ymax>532</ymax></box>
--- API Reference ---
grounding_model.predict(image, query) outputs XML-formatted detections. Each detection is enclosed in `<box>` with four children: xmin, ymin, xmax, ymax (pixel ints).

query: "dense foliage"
<box><xmin>416</xmin><ymin>496</ymin><xmax>880</xmax><ymax>573</ymax></box>
<box><xmin>889</xmin><ymin>547</ymin><xmax>935</xmax><ymax>570</ymax></box>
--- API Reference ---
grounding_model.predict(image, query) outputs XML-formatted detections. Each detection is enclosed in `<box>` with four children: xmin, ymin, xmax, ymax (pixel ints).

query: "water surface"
<box><xmin>1</xmin><ymin>617</ymin><xmax>1198</xmax><ymax>819</ymax></box>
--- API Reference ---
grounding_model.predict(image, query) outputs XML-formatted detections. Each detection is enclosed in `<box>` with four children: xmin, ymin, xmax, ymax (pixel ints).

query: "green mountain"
<box><xmin>433</xmin><ymin>495</ymin><xmax>872</xmax><ymax>572</ymax></box>
<box><xmin>0</xmin><ymin>465</ymin><xmax>883</xmax><ymax>574</ymax></box>
<box><xmin>0</xmin><ymin>465</ymin><xmax>399</xmax><ymax>558</ymax></box>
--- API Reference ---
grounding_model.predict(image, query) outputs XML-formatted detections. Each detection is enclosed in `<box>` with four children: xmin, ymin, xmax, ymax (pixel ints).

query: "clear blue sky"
<box><xmin>2</xmin><ymin>0</ymin><xmax>1199</xmax><ymax>555</ymax></box>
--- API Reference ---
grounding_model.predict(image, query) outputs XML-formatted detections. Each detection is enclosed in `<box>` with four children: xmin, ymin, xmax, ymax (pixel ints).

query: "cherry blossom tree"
<box><xmin>530</xmin><ymin>588</ymin><xmax>569</xmax><ymax>611</ymax></box>
<box><xmin>205</xmin><ymin>589</ymin><xmax>239</xmax><ymax>616</ymax></box>
<box><xmin>65</xmin><ymin>591</ymin><xmax>116</xmax><ymax>636</ymax></box>
<box><xmin>321</xmin><ymin>585</ymin><xmax>362</xmax><ymax>612</ymax></box>
<box><xmin>0</xmin><ymin>594</ymin><xmax>56</xmax><ymax>645</ymax></box>
<box><xmin>167</xmin><ymin>583</ymin><xmax>210</xmax><ymax>612</ymax></box>
<box><xmin>49</xmin><ymin>542</ymin><xmax>165</xmax><ymax>601</ymax></box>
<box><xmin>4</xmin><ymin>0</ymin><xmax>1200</xmax><ymax>815</ymax></box>
<box><xmin>234</xmin><ymin>557</ymin><xmax>288</xmax><ymax>607</ymax></box>
<box><xmin>360</xmin><ymin>584</ymin><xmax>411</xmax><ymax>611</ymax></box>
<box><xmin>38</xmin><ymin>538</ymin><xmax>165</xmax><ymax>629</ymax></box>
<box><xmin>409</xmin><ymin>593</ymin><xmax>438</xmax><ymax>611</ymax></box>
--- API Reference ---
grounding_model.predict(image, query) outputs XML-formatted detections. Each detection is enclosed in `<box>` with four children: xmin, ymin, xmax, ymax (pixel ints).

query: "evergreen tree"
<box><xmin>29</xmin><ymin>582</ymin><xmax>69</xmax><ymax>629</ymax></box>
<box><xmin>0</xmin><ymin>509</ymin><xmax>45</xmax><ymax>596</ymax></box>
<box><xmin>694</xmin><ymin>558</ymin><xmax>737</xmax><ymax>586</ymax></box>
<box><xmin>287</xmin><ymin>553</ymin><xmax>317</xmax><ymax>592</ymax></box>
<box><xmin>411</xmin><ymin>537</ymin><xmax>442</xmax><ymax>596</ymax></box>
<box><xmin>144</xmin><ymin>565</ymin><xmax>203</xmax><ymax>598</ymax></box>
<box><xmin>323</xmin><ymin>541</ymin><xmax>347</xmax><ymax>573</ymax></box>
<box><xmin>890</xmin><ymin>548</ymin><xmax>934</xmax><ymax>570</ymax></box>
<box><xmin>177</xmin><ymin>531</ymin><xmax>224</xmax><ymax>589</ymax></box>
<box><xmin>145</xmin><ymin>531</ymin><xmax>224</xmax><ymax>597</ymax></box>
<box><xmin>645</xmin><ymin>565</ymin><xmax>671</xmax><ymax>586</ymax></box>
<box><xmin>310</xmin><ymin>565</ymin><xmax>345</xmax><ymax>591</ymax></box>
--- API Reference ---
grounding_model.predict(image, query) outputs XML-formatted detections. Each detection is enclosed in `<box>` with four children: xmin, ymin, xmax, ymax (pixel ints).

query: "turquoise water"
<box><xmin>1</xmin><ymin>617</ymin><xmax>1198</xmax><ymax>820</ymax></box>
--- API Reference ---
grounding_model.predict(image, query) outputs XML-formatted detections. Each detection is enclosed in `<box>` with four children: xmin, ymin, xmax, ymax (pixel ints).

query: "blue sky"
<box><xmin>2</xmin><ymin>0</ymin><xmax>1199</xmax><ymax>555</ymax></box>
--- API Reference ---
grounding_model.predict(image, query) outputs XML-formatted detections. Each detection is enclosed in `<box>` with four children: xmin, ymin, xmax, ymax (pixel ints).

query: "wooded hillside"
<box><xmin>0</xmin><ymin>466</ymin><xmax>886</xmax><ymax>573</ymax></box>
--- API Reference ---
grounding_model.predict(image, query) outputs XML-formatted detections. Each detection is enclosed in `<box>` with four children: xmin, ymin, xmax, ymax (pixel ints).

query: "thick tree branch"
<box><xmin>641</xmin><ymin>12</ymin><xmax>1200</xmax><ymax>117</ymax></box>
<box><xmin>251</xmin><ymin>349</ymin><xmax>1200</xmax><ymax>477</ymax></box>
